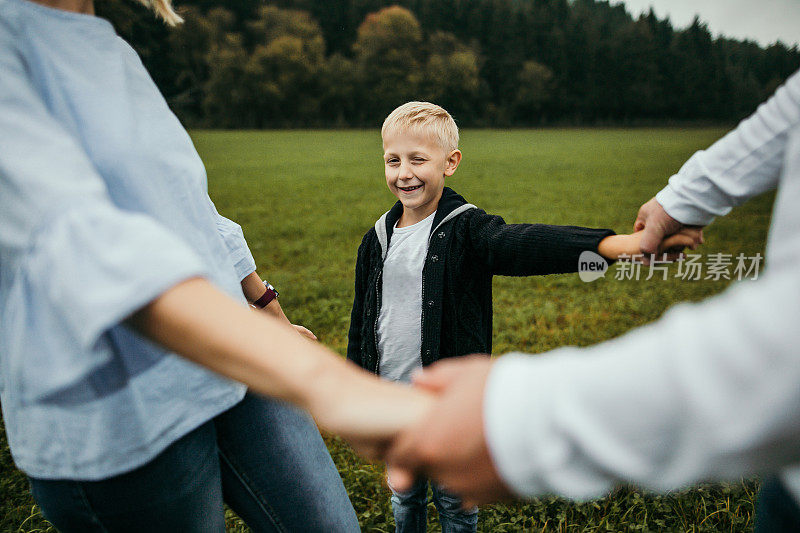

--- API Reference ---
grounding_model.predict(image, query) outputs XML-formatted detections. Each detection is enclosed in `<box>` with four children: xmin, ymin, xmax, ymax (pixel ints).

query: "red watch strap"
<box><xmin>253</xmin><ymin>287</ymin><xmax>278</xmax><ymax>308</ymax></box>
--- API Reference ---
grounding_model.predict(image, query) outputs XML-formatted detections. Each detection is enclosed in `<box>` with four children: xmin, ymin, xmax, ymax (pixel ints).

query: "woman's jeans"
<box><xmin>390</xmin><ymin>476</ymin><xmax>478</xmax><ymax>533</ymax></box>
<box><xmin>28</xmin><ymin>393</ymin><xmax>360</xmax><ymax>532</ymax></box>
<box><xmin>755</xmin><ymin>475</ymin><xmax>800</xmax><ymax>532</ymax></box>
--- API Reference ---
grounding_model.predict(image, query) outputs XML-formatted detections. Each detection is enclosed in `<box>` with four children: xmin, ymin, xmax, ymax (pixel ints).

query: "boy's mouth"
<box><xmin>398</xmin><ymin>184</ymin><xmax>422</xmax><ymax>192</ymax></box>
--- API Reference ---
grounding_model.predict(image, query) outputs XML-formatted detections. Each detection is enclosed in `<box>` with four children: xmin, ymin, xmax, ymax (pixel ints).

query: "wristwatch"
<box><xmin>253</xmin><ymin>281</ymin><xmax>279</xmax><ymax>309</ymax></box>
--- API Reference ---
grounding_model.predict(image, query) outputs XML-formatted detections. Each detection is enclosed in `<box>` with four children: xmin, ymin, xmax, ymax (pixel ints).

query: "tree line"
<box><xmin>97</xmin><ymin>0</ymin><xmax>800</xmax><ymax>128</ymax></box>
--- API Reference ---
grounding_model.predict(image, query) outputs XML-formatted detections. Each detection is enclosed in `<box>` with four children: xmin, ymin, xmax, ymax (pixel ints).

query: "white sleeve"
<box><xmin>656</xmin><ymin>69</ymin><xmax>800</xmax><ymax>226</ymax></box>
<box><xmin>485</xmin><ymin>263</ymin><xmax>800</xmax><ymax>499</ymax></box>
<box><xmin>484</xmin><ymin>125</ymin><xmax>800</xmax><ymax>498</ymax></box>
<box><xmin>0</xmin><ymin>26</ymin><xmax>207</xmax><ymax>401</ymax></box>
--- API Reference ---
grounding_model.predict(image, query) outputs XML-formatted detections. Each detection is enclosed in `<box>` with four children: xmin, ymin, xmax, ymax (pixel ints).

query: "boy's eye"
<box><xmin>386</xmin><ymin>158</ymin><xmax>399</xmax><ymax>165</ymax></box>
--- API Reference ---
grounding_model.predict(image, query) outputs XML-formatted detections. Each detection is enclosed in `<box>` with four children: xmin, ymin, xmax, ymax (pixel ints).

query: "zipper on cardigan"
<box><xmin>420</xmin><ymin>262</ymin><xmax>427</xmax><ymax>367</ymax></box>
<box><xmin>373</xmin><ymin>270</ymin><xmax>382</xmax><ymax>374</ymax></box>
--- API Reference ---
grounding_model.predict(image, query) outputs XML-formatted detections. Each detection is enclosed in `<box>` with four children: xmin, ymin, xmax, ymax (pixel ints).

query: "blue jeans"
<box><xmin>390</xmin><ymin>477</ymin><xmax>478</xmax><ymax>533</ymax></box>
<box><xmin>28</xmin><ymin>393</ymin><xmax>360</xmax><ymax>532</ymax></box>
<box><xmin>755</xmin><ymin>475</ymin><xmax>800</xmax><ymax>532</ymax></box>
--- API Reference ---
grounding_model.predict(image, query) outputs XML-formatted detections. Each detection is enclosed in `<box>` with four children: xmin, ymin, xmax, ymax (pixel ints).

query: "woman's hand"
<box><xmin>305</xmin><ymin>362</ymin><xmax>434</xmax><ymax>457</ymax></box>
<box><xmin>292</xmin><ymin>324</ymin><xmax>317</xmax><ymax>341</ymax></box>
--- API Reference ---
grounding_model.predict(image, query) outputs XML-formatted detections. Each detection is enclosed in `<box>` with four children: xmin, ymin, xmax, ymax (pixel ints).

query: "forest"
<box><xmin>96</xmin><ymin>0</ymin><xmax>800</xmax><ymax>127</ymax></box>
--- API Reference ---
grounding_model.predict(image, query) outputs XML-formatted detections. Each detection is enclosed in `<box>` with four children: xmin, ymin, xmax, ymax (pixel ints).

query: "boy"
<box><xmin>347</xmin><ymin>102</ymin><xmax>697</xmax><ymax>533</ymax></box>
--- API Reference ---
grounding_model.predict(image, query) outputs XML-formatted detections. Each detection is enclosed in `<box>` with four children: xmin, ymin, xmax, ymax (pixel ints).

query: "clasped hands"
<box><xmin>360</xmin><ymin>198</ymin><xmax>704</xmax><ymax>508</ymax></box>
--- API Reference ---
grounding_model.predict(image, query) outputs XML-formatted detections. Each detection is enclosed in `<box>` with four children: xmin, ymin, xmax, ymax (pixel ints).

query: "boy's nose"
<box><xmin>398</xmin><ymin>162</ymin><xmax>414</xmax><ymax>180</ymax></box>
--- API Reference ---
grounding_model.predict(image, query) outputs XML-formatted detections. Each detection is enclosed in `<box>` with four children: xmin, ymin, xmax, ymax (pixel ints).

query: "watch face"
<box><xmin>263</xmin><ymin>281</ymin><xmax>279</xmax><ymax>298</ymax></box>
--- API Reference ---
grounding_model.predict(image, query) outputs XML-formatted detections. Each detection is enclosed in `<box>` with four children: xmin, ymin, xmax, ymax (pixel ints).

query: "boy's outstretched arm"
<box><xmin>467</xmin><ymin>210</ymin><xmax>618</xmax><ymax>276</ymax></box>
<box><xmin>596</xmin><ymin>227</ymin><xmax>702</xmax><ymax>260</ymax></box>
<box><xmin>468</xmin><ymin>211</ymin><xmax>699</xmax><ymax>275</ymax></box>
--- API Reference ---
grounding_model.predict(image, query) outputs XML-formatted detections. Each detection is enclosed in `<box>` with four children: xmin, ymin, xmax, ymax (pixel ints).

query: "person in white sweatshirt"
<box><xmin>385</xmin><ymin>68</ymin><xmax>800</xmax><ymax>532</ymax></box>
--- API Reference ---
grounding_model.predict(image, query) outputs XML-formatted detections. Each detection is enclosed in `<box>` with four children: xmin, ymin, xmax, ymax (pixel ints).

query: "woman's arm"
<box><xmin>241</xmin><ymin>271</ymin><xmax>317</xmax><ymax>340</ymax></box>
<box><xmin>241</xmin><ymin>270</ymin><xmax>288</xmax><ymax>320</ymax></box>
<box><xmin>129</xmin><ymin>277</ymin><xmax>430</xmax><ymax>442</ymax></box>
<box><xmin>212</xmin><ymin>208</ymin><xmax>316</xmax><ymax>339</ymax></box>
<box><xmin>0</xmin><ymin>26</ymin><xmax>421</xmax><ymax>444</ymax></box>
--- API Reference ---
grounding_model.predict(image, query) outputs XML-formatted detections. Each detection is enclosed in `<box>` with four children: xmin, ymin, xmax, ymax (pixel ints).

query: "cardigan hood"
<box><xmin>374</xmin><ymin>187</ymin><xmax>478</xmax><ymax>260</ymax></box>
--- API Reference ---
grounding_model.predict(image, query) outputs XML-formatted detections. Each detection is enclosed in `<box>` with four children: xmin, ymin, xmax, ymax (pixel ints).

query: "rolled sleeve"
<box><xmin>214</xmin><ymin>211</ymin><xmax>257</xmax><ymax>281</ymax></box>
<box><xmin>6</xmin><ymin>204</ymin><xmax>208</xmax><ymax>403</ymax></box>
<box><xmin>0</xmin><ymin>30</ymin><xmax>208</xmax><ymax>402</ymax></box>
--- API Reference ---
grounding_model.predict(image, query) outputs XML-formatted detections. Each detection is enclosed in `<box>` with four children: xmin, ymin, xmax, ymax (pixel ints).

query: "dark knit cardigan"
<box><xmin>346</xmin><ymin>187</ymin><xmax>615</xmax><ymax>374</ymax></box>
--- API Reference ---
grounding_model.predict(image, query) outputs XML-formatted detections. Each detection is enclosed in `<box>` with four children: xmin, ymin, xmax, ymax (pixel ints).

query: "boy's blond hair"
<box><xmin>381</xmin><ymin>102</ymin><xmax>459</xmax><ymax>153</ymax></box>
<box><xmin>136</xmin><ymin>0</ymin><xmax>183</xmax><ymax>26</ymax></box>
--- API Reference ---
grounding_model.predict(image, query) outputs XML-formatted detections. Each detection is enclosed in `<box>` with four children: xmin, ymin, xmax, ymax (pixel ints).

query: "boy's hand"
<box><xmin>598</xmin><ymin>227</ymin><xmax>702</xmax><ymax>261</ymax></box>
<box><xmin>656</xmin><ymin>226</ymin><xmax>703</xmax><ymax>259</ymax></box>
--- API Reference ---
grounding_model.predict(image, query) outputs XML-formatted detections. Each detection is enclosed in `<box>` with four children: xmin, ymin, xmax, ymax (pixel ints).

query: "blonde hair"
<box><xmin>382</xmin><ymin>102</ymin><xmax>459</xmax><ymax>153</ymax></box>
<box><xmin>137</xmin><ymin>0</ymin><xmax>183</xmax><ymax>26</ymax></box>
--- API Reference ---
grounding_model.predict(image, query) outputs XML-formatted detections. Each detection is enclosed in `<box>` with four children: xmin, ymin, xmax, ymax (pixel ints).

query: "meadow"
<box><xmin>1</xmin><ymin>128</ymin><xmax>773</xmax><ymax>532</ymax></box>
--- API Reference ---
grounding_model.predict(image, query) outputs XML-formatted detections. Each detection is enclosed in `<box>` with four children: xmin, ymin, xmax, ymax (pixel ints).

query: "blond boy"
<box><xmin>347</xmin><ymin>102</ymin><xmax>696</xmax><ymax>532</ymax></box>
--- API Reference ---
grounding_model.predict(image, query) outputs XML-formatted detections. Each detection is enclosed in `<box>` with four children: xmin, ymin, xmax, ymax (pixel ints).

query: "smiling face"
<box><xmin>382</xmin><ymin>129</ymin><xmax>461</xmax><ymax>227</ymax></box>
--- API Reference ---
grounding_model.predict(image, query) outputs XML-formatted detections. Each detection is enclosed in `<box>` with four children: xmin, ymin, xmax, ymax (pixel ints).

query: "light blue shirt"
<box><xmin>0</xmin><ymin>0</ymin><xmax>255</xmax><ymax>479</ymax></box>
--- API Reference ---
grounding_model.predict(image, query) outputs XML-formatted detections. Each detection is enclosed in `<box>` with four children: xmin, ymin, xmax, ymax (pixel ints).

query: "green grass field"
<box><xmin>1</xmin><ymin>129</ymin><xmax>773</xmax><ymax>532</ymax></box>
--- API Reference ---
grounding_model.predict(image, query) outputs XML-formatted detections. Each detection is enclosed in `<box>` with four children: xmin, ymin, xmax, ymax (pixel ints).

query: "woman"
<box><xmin>0</xmin><ymin>0</ymin><xmax>429</xmax><ymax>530</ymax></box>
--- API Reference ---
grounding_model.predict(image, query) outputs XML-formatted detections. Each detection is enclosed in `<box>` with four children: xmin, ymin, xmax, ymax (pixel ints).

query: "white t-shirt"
<box><xmin>377</xmin><ymin>212</ymin><xmax>436</xmax><ymax>383</ymax></box>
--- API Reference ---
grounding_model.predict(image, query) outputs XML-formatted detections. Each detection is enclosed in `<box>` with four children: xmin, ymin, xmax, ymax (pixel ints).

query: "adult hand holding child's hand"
<box><xmin>385</xmin><ymin>355</ymin><xmax>514</xmax><ymax>507</ymax></box>
<box><xmin>311</xmin><ymin>368</ymin><xmax>435</xmax><ymax>460</ymax></box>
<box><xmin>634</xmin><ymin>197</ymin><xmax>704</xmax><ymax>263</ymax></box>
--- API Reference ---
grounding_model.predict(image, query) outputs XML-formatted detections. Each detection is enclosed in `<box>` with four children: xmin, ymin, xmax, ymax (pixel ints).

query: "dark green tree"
<box><xmin>421</xmin><ymin>31</ymin><xmax>484</xmax><ymax>124</ymax></box>
<box><xmin>93</xmin><ymin>0</ymin><xmax>800</xmax><ymax>127</ymax></box>
<box><xmin>353</xmin><ymin>5</ymin><xmax>425</xmax><ymax>123</ymax></box>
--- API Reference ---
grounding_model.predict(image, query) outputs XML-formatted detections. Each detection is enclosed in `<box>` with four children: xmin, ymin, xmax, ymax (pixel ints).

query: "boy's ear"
<box><xmin>444</xmin><ymin>150</ymin><xmax>462</xmax><ymax>176</ymax></box>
